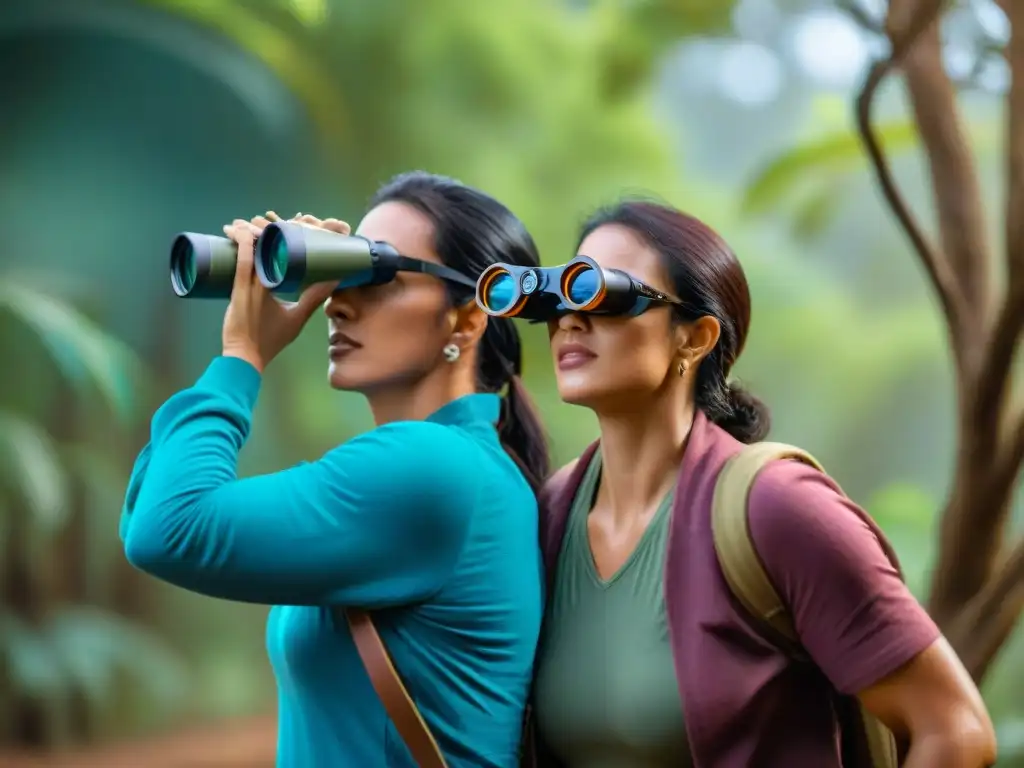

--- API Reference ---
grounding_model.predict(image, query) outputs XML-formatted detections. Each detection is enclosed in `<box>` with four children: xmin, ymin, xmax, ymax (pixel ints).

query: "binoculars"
<box><xmin>171</xmin><ymin>222</ymin><xmax>477</xmax><ymax>298</ymax></box>
<box><xmin>170</xmin><ymin>223</ymin><xmax>676</xmax><ymax>321</ymax></box>
<box><xmin>475</xmin><ymin>256</ymin><xmax>683</xmax><ymax>320</ymax></box>
<box><xmin>170</xmin><ymin>223</ymin><xmax>383</xmax><ymax>299</ymax></box>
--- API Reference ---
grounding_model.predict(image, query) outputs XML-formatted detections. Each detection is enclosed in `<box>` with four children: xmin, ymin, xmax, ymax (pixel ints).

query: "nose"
<box><xmin>324</xmin><ymin>288</ymin><xmax>356</xmax><ymax>321</ymax></box>
<box><xmin>556</xmin><ymin>311</ymin><xmax>587</xmax><ymax>333</ymax></box>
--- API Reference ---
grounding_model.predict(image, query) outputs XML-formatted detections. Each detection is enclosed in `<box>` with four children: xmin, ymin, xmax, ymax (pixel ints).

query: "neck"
<box><xmin>594</xmin><ymin>389</ymin><xmax>695</xmax><ymax>521</ymax></box>
<box><xmin>366</xmin><ymin>367</ymin><xmax>476</xmax><ymax>425</ymax></box>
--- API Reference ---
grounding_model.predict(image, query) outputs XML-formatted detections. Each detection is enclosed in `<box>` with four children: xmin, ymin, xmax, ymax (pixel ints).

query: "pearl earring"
<box><xmin>443</xmin><ymin>343</ymin><xmax>461</xmax><ymax>363</ymax></box>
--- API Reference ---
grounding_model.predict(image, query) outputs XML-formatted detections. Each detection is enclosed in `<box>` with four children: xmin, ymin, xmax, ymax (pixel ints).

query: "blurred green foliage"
<box><xmin>0</xmin><ymin>279</ymin><xmax>184</xmax><ymax>746</ymax></box>
<box><xmin>0</xmin><ymin>0</ymin><xmax>1021</xmax><ymax>760</ymax></box>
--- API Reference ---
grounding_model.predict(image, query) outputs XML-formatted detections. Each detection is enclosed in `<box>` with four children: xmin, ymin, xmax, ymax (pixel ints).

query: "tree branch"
<box><xmin>971</xmin><ymin>0</ymin><xmax>1024</xmax><ymax>452</ymax></box>
<box><xmin>889</xmin><ymin>0</ymin><xmax>992</xmax><ymax>345</ymax></box>
<box><xmin>931</xmin><ymin>0</ymin><xmax>1024</xmax><ymax>622</ymax></box>
<box><xmin>991</xmin><ymin>405</ymin><xmax>1024</xmax><ymax>502</ymax></box>
<box><xmin>944</xmin><ymin>535</ymin><xmax>1024</xmax><ymax>680</ymax></box>
<box><xmin>838</xmin><ymin>0</ymin><xmax>884</xmax><ymax>35</ymax></box>
<box><xmin>855</xmin><ymin>0</ymin><xmax>966</xmax><ymax>351</ymax></box>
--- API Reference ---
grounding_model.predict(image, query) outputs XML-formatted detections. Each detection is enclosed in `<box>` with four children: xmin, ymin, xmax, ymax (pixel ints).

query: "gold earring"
<box><xmin>678</xmin><ymin>360</ymin><xmax>689</xmax><ymax>377</ymax></box>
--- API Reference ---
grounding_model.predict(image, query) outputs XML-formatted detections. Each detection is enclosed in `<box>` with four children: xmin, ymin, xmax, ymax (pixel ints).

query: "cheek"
<box><xmin>330</xmin><ymin>290</ymin><xmax>450</xmax><ymax>386</ymax></box>
<box><xmin>556</xmin><ymin>321</ymin><xmax>673</xmax><ymax>400</ymax></box>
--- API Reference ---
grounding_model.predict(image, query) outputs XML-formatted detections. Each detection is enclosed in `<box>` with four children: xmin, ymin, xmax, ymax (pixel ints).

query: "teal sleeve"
<box><xmin>121</xmin><ymin>356</ymin><xmax>476</xmax><ymax>607</ymax></box>
<box><xmin>119</xmin><ymin>442</ymin><xmax>152</xmax><ymax>543</ymax></box>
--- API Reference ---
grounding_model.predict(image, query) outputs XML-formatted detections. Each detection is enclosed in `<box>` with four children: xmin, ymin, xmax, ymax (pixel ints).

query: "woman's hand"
<box><xmin>220</xmin><ymin>212</ymin><xmax>351</xmax><ymax>373</ymax></box>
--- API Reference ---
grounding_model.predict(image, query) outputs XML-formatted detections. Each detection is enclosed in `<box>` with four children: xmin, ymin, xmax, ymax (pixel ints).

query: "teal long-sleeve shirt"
<box><xmin>121</xmin><ymin>357</ymin><xmax>544</xmax><ymax>767</ymax></box>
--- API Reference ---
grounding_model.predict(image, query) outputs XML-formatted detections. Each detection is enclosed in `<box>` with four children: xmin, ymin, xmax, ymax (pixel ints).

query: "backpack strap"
<box><xmin>711</xmin><ymin>442</ymin><xmax>821</xmax><ymax>650</ymax></box>
<box><xmin>710</xmin><ymin>442</ymin><xmax>899</xmax><ymax>768</ymax></box>
<box><xmin>339</xmin><ymin>607</ymin><xmax>449</xmax><ymax>768</ymax></box>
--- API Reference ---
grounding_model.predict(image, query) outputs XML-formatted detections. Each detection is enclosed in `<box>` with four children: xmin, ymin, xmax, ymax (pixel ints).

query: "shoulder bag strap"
<box><xmin>338</xmin><ymin>607</ymin><xmax>449</xmax><ymax>768</ymax></box>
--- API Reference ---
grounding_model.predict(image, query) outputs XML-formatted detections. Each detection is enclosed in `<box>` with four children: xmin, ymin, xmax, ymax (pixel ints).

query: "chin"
<box><xmin>555</xmin><ymin>380</ymin><xmax>606</xmax><ymax>409</ymax></box>
<box><xmin>327</xmin><ymin>362</ymin><xmax>368</xmax><ymax>392</ymax></box>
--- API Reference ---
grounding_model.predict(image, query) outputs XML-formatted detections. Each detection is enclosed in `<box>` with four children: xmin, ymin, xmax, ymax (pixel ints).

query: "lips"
<box><xmin>557</xmin><ymin>342</ymin><xmax>596</xmax><ymax>371</ymax></box>
<box><xmin>329</xmin><ymin>330</ymin><xmax>361</xmax><ymax>359</ymax></box>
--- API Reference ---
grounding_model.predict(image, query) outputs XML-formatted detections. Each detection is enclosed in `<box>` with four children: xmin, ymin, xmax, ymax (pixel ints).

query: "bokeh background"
<box><xmin>1</xmin><ymin>0</ymin><xmax>1022</xmax><ymax>764</ymax></box>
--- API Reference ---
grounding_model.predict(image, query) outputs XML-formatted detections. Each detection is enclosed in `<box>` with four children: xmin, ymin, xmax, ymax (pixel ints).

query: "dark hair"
<box><xmin>371</xmin><ymin>171</ymin><xmax>551</xmax><ymax>490</ymax></box>
<box><xmin>578</xmin><ymin>200</ymin><xmax>770</xmax><ymax>444</ymax></box>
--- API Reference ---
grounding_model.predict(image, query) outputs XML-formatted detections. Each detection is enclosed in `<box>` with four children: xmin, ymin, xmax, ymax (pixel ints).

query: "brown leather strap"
<box><xmin>340</xmin><ymin>607</ymin><xmax>449</xmax><ymax>768</ymax></box>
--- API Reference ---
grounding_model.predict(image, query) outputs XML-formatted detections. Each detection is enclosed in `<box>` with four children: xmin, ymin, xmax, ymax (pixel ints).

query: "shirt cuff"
<box><xmin>195</xmin><ymin>355</ymin><xmax>263</xmax><ymax>412</ymax></box>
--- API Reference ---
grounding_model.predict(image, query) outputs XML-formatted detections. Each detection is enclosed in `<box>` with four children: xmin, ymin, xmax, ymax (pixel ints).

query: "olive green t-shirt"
<box><xmin>534</xmin><ymin>451</ymin><xmax>691</xmax><ymax>768</ymax></box>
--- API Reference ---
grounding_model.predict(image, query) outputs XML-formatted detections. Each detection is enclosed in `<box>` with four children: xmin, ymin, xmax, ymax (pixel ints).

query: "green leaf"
<box><xmin>742</xmin><ymin>110</ymin><xmax>1002</xmax><ymax>237</ymax></box>
<box><xmin>789</xmin><ymin>179</ymin><xmax>848</xmax><ymax>240</ymax></box>
<box><xmin>742</xmin><ymin>120</ymin><xmax>923</xmax><ymax>217</ymax></box>
<box><xmin>745</xmin><ymin>120</ymin><xmax>921</xmax><ymax>221</ymax></box>
<box><xmin>47</xmin><ymin>607</ymin><xmax>189</xmax><ymax>716</ymax></box>
<box><xmin>0</xmin><ymin>614</ymin><xmax>72</xmax><ymax>701</ymax></box>
<box><xmin>60</xmin><ymin>445</ymin><xmax>129</xmax><ymax>600</ymax></box>
<box><xmin>288</xmin><ymin>0</ymin><xmax>329</xmax><ymax>26</ymax></box>
<box><xmin>0</xmin><ymin>411</ymin><xmax>68</xmax><ymax>533</ymax></box>
<box><xmin>0</xmin><ymin>282</ymin><xmax>142</xmax><ymax>424</ymax></box>
<box><xmin>137</xmin><ymin>0</ymin><xmax>350</xmax><ymax>153</ymax></box>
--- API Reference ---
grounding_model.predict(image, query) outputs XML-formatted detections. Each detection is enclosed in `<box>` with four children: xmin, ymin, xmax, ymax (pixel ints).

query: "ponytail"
<box><xmin>498</xmin><ymin>376</ymin><xmax>551</xmax><ymax>494</ymax></box>
<box><xmin>478</xmin><ymin>315</ymin><xmax>551</xmax><ymax>494</ymax></box>
<box><xmin>694</xmin><ymin>352</ymin><xmax>771</xmax><ymax>444</ymax></box>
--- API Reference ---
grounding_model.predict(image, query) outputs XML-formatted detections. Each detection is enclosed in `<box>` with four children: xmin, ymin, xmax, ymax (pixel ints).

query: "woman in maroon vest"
<box><xmin>496</xmin><ymin>201</ymin><xmax>996</xmax><ymax>767</ymax></box>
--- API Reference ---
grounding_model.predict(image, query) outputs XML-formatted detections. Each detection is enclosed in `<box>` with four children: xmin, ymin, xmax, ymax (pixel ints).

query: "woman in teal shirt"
<box><xmin>120</xmin><ymin>171</ymin><xmax>549</xmax><ymax>767</ymax></box>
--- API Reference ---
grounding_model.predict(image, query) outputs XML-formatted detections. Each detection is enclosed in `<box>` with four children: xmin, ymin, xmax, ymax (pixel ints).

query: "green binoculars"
<box><xmin>169</xmin><ymin>223</ymin><xmax>475</xmax><ymax>299</ymax></box>
<box><xmin>170</xmin><ymin>223</ymin><xmax>378</xmax><ymax>298</ymax></box>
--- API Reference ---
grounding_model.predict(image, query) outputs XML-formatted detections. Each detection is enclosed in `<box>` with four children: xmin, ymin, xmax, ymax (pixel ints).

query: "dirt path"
<box><xmin>0</xmin><ymin>714</ymin><xmax>276</xmax><ymax>767</ymax></box>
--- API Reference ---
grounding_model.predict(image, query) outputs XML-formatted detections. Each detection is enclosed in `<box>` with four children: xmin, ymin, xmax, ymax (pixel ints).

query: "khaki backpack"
<box><xmin>710</xmin><ymin>442</ymin><xmax>899</xmax><ymax>768</ymax></box>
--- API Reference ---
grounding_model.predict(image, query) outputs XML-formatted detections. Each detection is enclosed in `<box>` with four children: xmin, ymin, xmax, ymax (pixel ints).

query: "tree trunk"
<box><xmin>855</xmin><ymin>0</ymin><xmax>1024</xmax><ymax>681</ymax></box>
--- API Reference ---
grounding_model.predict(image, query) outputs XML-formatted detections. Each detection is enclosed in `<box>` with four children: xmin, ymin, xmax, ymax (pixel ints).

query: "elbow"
<box><xmin>955</xmin><ymin>711</ymin><xmax>998</xmax><ymax>767</ymax></box>
<box><xmin>123</xmin><ymin>509</ymin><xmax>192</xmax><ymax>580</ymax></box>
<box><xmin>913</xmin><ymin>708</ymin><xmax>998</xmax><ymax>767</ymax></box>
<box><xmin>124</xmin><ymin>525</ymin><xmax>175</xmax><ymax>576</ymax></box>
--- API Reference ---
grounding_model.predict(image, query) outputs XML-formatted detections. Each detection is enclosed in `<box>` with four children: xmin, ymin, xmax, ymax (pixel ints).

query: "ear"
<box><xmin>447</xmin><ymin>299</ymin><xmax>489</xmax><ymax>354</ymax></box>
<box><xmin>675</xmin><ymin>315</ymin><xmax>720</xmax><ymax>368</ymax></box>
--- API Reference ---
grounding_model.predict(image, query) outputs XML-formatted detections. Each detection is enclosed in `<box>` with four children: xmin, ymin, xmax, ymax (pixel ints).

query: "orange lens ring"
<box><xmin>561</xmin><ymin>261</ymin><xmax>606</xmax><ymax>310</ymax></box>
<box><xmin>478</xmin><ymin>267</ymin><xmax>517</xmax><ymax>314</ymax></box>
<box><xmin>504</xmin><ymin>294</ymin><xmax>529</xmax><ymax>318</ymax></box>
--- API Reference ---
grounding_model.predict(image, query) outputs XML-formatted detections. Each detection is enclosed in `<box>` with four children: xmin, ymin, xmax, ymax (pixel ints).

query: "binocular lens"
<box><xmin>169</xmin><ymin>233</ymin><xmax>241</xmax><ymax>298</ymax></box>
<box><xmin>483</xmin><ymin>271</ymin><xmax>516</xmax><ymax>312</ymax></box>
<box><xmin>259</xmin><ymin>228</ymin><xmax>291</xmax><ymax>285</ymax></box>
<box><xmin>170</xmin><ymin>238</ymin><xmax>198</xmax><ymax>296</ymax></box>
<box><xmin>562</xmin><ymin>263</ymin><xmax>600</xmax><ymax>305</ymax></box>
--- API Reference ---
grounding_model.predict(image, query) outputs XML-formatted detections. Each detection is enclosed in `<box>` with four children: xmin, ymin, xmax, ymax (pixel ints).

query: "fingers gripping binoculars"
<box><xmin>170</xmin><ymin>222</ymin><xmax>475</xmax><ymax>298</ymax></box>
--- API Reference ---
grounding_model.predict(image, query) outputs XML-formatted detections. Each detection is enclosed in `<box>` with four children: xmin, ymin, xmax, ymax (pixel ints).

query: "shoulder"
<box><xmin>742</xmin><ymin>457</ymin><xmax>938</xmax><ymax>694</ymax></box>
<box><xmin>323</xmin><ymin>420</ymin><xmax>483</xmax><ymax>507</ymax></box>
<box><xmin>745</xmin><ymin>458</ymin><xmax>878</xmax><ymax>554</ymax></box>
<box><xmin>744</xmin><ymin>457</ymin><xmax>898</xmax><ymax>603</ymax></box>
<box><xmin>539</xmin><ymin>458</ymin><xmax>580</xmax><ymax>509</ymax></box>
<box><xmin>545</xmin><ymin>458</ymin><xmax>580</xmax><ymax>490</ymax></box>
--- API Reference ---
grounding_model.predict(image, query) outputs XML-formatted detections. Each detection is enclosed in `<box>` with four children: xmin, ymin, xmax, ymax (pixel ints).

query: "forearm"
<box><xmin>902</xmin><ymin>731</ymin><xmax>996</xmax><ymax>768</ymax></box>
